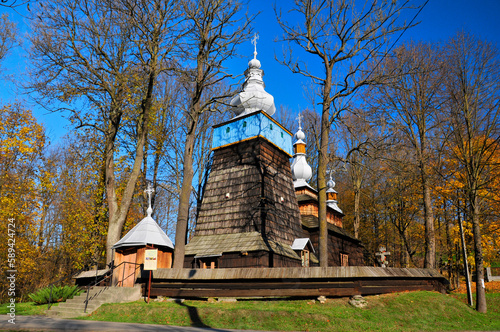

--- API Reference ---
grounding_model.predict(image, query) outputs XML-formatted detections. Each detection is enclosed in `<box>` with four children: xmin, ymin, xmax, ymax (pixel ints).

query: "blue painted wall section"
<box><xmin>212</xmin><ymin>111</ymin><xmax>293</xmax><ymax>157</ymax></box>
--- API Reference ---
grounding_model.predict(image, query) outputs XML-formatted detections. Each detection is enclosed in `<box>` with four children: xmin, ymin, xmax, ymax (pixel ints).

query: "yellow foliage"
<box><xmin>0</xmin><ymin>104</ymin><xmax>46</xmax><ymax>300</ymax></box>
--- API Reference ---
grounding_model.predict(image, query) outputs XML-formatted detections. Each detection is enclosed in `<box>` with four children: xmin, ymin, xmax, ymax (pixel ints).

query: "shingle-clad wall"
<box><xmin>194</xmin><ymin>136</ymin><xmax>304</xmax><ymax>246</ymax></box>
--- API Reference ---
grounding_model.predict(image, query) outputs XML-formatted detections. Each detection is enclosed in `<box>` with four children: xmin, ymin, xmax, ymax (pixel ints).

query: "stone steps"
<box><xmin>47</xmin><ymin>286</ymin><xmax>142</xmax><ymax>319</ymax></box>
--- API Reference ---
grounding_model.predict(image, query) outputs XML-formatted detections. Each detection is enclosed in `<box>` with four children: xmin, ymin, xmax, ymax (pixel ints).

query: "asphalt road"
<box><xmin>0</xmin><ymin>315</ymin><xmax>267</xmax><ymax>332</ymax></box>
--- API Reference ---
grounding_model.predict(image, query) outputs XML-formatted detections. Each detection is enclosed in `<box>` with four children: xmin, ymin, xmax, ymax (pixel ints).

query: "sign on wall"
<box><xmin>144</xmin><ymin>249</ymin><xmax>158</xmax><ymax>270</ymax></box>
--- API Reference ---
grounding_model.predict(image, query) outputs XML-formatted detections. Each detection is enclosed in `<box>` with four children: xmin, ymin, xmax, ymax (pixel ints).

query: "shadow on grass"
<box><xmin>176</xmin><ymin>301</ymin><xmax>210</xmax><ymax>328</ymax></box>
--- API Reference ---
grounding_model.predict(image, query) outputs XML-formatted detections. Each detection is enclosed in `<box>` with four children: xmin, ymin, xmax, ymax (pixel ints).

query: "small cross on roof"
<box><xmin>296</xmin><ymin>112</ymin><xmax>303</xmax><ymax>130</ymax></box>
<box><xmin>251</xmin><ymin>33</ymin><xmax>259</xmax><ymax>59</ymax></box>
<box><xmin>144</xmin><ymin>183</ymin><xmax>155</xmax><ymax>216</ymax></box>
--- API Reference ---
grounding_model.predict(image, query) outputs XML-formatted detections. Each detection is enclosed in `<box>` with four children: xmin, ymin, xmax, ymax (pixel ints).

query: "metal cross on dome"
<box><xmin>251</xmin><ymin>33</ymin><xmax>259</xmax><ymax>59</ymax></box>
<box><xmin>327</xmin><ymin>168</ymin><xmax>336</xmax><ymax>189</ymax></box>
<box><xmin>328</xmin><ymin>168</ymin><xmax>334</xmax><ymax>181</ymax></box>
<box><xmin>144</xmin><ymin>183</ymin><xmax>155</xmax><ymax>214</ymax></box>
<box><xmin>296</xmin><ymin>112</ymin><xmax>303</xmax><ymax>130</ymax></box>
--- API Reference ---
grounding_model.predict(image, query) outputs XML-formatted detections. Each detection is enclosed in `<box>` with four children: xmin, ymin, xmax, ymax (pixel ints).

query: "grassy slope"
<box><xmin>0</xmin><ymin>302</ymin><xmax>57</xmax><ymax>316</ymax></box>
<box><xmin>2</xmin><ymin>291</ymin><xmax>499</xmax><ymax>331</ymax></box>
<box><xmin>75</xmin><ymin>291</ymin><xmax>500</xmax><ymax>332</ymax></box>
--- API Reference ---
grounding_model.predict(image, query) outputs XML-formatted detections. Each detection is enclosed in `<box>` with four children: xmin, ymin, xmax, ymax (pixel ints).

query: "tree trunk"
<box><xmin>422</xmin><ymin>171</ymin><xmax>436</xmax><ymax>268</ymax></box>
<box><xmin>105</xmin><ymin>68</ymin><xmax>156</xmax><ymax>264</ymax></box>
<box><xmin>416</xmin><ymin>132</ymin><xmax>436</xmax><ymax>269</ymax></box>
<box><xmin>91</xmin><ymin>158</ymin><xmax>107</xmax><ymax>263</ymax></box>
<box><xmin>471</xmin><ymin>192</ymin><xmax>487</xmax><ymax>313</ymax></box>
<box><xmin>105</xmin><ymin>121</ymin><xmax>120</xmax><ymax>264</ymax></box>
<box><xmin>173</xmin><ymin>115</ymin><xmax>199</xmax><ymax>269</ymax></box>
<box><xmin>353</xmin><ymin>186</ymin><xmax>360</xmax><ymax>238</ymax></box>
<box><xmin>318</xmin><ymin>97</ymin><xmax>331</xmax><ymax>267</ymax></box>
<box><xmin>458</xmin><ymin>195</ymin><xmax>474</xmax><ymax>306</ymax></box>
<box><xmin>105</xmin><ymin>123</ymin><xmax>148</xmax><ymax>264</ymax></box>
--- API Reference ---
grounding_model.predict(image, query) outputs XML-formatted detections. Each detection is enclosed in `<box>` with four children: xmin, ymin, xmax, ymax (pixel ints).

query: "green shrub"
<box><xmin>28</xmin><ymin>285</ymin><xmax>82</xmax><ymax>305</ymax></box>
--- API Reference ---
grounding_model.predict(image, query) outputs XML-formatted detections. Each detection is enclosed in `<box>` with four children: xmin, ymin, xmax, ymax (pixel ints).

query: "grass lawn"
<box><xmin>73</xmin><ymin>291</ymin><xmax>500</xmax><ymax>331</ymax></box>
<box><xmin>2</xmin><ymin>282</ymin><xmax>499</xmax><ymax>331</ymax></box>
<box><xmin>0</xmin><ymin>302</ymin><xmax>57</xmax><ymax>316</ymax></box>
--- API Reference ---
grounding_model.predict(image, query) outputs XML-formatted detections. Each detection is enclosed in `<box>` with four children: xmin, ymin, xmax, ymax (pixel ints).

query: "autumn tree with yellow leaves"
<box><xmin>0</xmin><ymin>104</ymin><xmax>46</xmax><ymax>300</ymax></box>
<box><xmin>440</xmin><ymin>32</ymin><xmax>500</xmax><ymax>313</ymax></box>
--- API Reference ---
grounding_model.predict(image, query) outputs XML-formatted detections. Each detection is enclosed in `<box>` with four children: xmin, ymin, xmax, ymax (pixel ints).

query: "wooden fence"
<box><xmin>142</xmin><ymin>266</ymin><xmax>448</xmax><ymax>298</ymax></box>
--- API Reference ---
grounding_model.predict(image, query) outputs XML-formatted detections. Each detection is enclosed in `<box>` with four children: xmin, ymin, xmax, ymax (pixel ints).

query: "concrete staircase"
<box><xmin>47</xmin><ymin>286</ymin><xmax>142</xmax><ymax>318</ymax></box>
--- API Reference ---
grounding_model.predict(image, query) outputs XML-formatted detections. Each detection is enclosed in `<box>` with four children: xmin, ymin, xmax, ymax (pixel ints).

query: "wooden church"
<box><xmin>184</xmin><ymin>44</ymin><xmax>363</xmax><ymax>269</ymax></box>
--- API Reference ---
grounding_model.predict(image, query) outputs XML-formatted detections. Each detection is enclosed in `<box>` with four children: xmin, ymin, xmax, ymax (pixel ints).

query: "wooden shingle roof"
<box><xmin>300</xmin><ymin>215</ymin><xmax>360</xmax><ymax>243</ymax></box>
<box><xmin>296</xmin><ymin>194</ymin><xmax>316</xmax><ymax>203</ymax></box>
<box><xmin>185</xmin><ymin>231</ymin><xmax>301</xmax><ymax>261</ymax></box>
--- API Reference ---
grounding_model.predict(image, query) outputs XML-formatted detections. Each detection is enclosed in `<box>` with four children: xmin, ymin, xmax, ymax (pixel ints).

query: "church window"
<box><xmin>301</xmin><ymin>250</ymin><xmax>310</xmax><ymax>267</ymax></box>
<box><xmin>201</xmin><ymin>259</ymin><xmax>217</xmax><ymax>269</ymax></box>
<box><xmin>340</xmin><ymin>253</ymin><xmax>349</xmax><ymax>267</ymax></box>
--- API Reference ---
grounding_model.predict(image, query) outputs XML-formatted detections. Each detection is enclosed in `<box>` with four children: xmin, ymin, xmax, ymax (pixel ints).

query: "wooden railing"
<box><xmin>146</xmin><ymin>266</ymin><xmax>449</xmax><ymax>299</ymax></box>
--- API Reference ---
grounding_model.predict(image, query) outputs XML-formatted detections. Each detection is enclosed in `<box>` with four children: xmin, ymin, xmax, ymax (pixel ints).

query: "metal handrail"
<box><xmin>114</xmin><ymin>261</ymin><xmax>143</xmax><ymax>287</ymax></box>
<box><xmin>83</xmin><ymin>261</ymin><xmax>142</xmax><ymax>313</ymax></box>
<box><xmin>46</xmin><ymin>260</ymin><xmax>141</xmax><ymax>311</ymax></box>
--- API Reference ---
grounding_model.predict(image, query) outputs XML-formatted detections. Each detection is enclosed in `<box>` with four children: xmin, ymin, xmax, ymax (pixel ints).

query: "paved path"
<box><xmin>0</xmin><ymin>315</ymin><xmax>266</xmax><ymax>332</ymax></box>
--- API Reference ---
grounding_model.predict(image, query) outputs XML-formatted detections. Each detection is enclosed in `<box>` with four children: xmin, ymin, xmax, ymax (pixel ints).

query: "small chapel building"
<box><xmin>111</xmin><ymin>185</ymin><xmax>174</xmax><ymax>286</ymax></box>
<box><xmin>183</xmin><ymin>44</ymin><xmax>363</xmax><ymax>269</ymax></box>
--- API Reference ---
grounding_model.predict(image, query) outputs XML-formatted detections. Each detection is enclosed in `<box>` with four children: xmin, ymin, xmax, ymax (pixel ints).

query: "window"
<box><xmin>301</xmin><ymin>250</ymin><xmax>310</xmax><ymax>267</ymax></box>
<box><xmin>340</xmin><ymin>253</ymin><xmax>349</xmax><ymax>267</ymax></box>
<box><xmin>281</xmin><ymin>132</ymin><xmax>283</xmax><ymax>138</ymax></box>
<box><xmin>269</xmin><ymin>124</ymin><xmax>273</xmax><ymax>130</ymax></box>
<box><xmin>200</xmin><ymin>259</ymin><xmax>217</xmax><ymax>269</ymax></box>
<box><xmin>243</xmin><ymin>121</ymin><xmax>247</xmax><ymax>128</ymax></box>
<box><xmin>226</xmin><ymin>127</ymin><xmax>230</xmax><ymax>133</ymax></box>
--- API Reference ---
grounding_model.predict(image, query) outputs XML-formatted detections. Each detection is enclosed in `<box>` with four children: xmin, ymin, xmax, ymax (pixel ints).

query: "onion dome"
<box><xmin>326</xmin><ymin>174</ymin><xmax>343</xmax><ymax>214</ymax></box>
<box><xmin>230</xmin><ymin>34</ymin><xmax>276</xmax><ymax>117</ymax></box>
<box><xmin>248</xmin><ymin>57</ymin><xmax>261</xmax><ymax>69</ymax></box>
<box><xmin>295</xmin><ymin>128</ymin><xmax>306</xmax><ymax>142</ymax></box>
<box><xmin>291</xmin><ymin>113</ymin><xmax>312</xmax><ymax>187</ymax></box>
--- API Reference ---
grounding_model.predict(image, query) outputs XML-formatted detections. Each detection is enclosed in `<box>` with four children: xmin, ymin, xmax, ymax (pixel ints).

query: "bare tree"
<box><xmin>367</xmin><ymin>42</ymin><xmax>443</xmax><ymax>268</ymax></box>
<box><xmin>0</xmin><ymin>14</ymin><xmax>16</xmax><ymax>65</ymax></box>
<box><xmin>443</xmin><ymin>32</ymin><xmax>500</xmax><ymax>313</ymax></box>
<box><xmin>338</xmin><ymin>108</ymin><xmax>375</xmax><ymax>239</ymax></box>
<box><xmin>29</xmin><ymin>0</ymin><xmax>181</xmax><ymax>263</ymax></box>
<box><xmin>381</xmin><ymin>145</ymin><xmax>423</xmax><ymax>267</ymax></box>
<box><xmin>0</xmin><ymin>0</ymin><xmax>29</xmax><ymax>9</ymax></box>
<box><xmin>275</xmin><ymin>0</ymin><xmax>417</xmax><ymax>266</ymax></box>
<box><xmin>172</xmin><ymin>0</ymin><xmax>253</xmax><ymax>268</ymax></box>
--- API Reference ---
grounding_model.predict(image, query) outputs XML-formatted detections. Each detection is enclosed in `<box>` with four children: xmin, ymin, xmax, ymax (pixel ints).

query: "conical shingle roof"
<box><xmin>112</xmin><ymin>215</ymin><xmax>174</xmax><ymax>250</ymax></box>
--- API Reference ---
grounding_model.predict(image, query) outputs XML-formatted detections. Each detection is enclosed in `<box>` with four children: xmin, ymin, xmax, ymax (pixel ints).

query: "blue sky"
<box><xmin>243</xmin><ymin>0</ymin><xmax>500</xmax><ymax>125</ymax></box>
<box><xmin>1</xmin><ymin>0</ymin><xmax>499</xmax><ymax>143</ymax></box>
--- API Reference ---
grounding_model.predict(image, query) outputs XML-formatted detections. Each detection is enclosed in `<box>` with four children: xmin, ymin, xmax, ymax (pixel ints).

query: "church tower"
<box><xmin>290</xmin><ymin>122</ymin><xmax>364</xmax><ymax>267</ymax></box>
<box><xmin>184</xmin><ymin>38</ymin><xmax>306</xmax><ymax>268</ymax></box>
